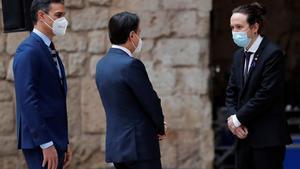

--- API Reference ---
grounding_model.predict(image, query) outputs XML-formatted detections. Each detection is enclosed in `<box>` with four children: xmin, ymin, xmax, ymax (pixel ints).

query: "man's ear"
<box><xmin>129</xmin><ymin>31</ymin><xmax>135</xmax><ymax>39</ymax></box>
<box><xmin>252</xmin><ymin>23</ymin><xmax>259</xmax><ymax>34</ymax></box>
<box><xmin>37</xmin><ymin>10</ymin><xmax>45</xmax><ymax>22</ymax></box>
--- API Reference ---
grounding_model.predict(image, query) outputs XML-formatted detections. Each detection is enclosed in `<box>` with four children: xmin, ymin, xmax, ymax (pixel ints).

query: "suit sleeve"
<box><xmin>225</xmin><ymin>56</ymin><xmax>239</xmax><ymax>118</ymax></box>
<box><xmin>14</xmin><ymin>49</ymin><xmax>51</xmax><ymax>146</ymax></box>
<box><xmin>237</xmin><ymin>50</ymin><xmax>284</xmax><ymax>126</ymax></box>
<box><xmin>125</xmin><ymin>59</ymin><xmax>165</xmax><ymax>135</ymax></box>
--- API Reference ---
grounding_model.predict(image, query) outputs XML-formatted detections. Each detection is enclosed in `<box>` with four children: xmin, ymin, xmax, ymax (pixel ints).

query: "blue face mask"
<box><xmin>232</xmin><ymin>31</ymin><xmax>251</xmax><ymax>48</ymax></box>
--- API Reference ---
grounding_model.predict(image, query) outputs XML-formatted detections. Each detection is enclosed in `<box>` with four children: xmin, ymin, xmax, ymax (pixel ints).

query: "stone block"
<box><xmin>170</xmin><ymin>10</ymin><xmax>198</xmax><ymax>37</ymax></box>
<box><xmin>6</xmin><ymin>32</ymin><xmax>28</xmax><ymax>55</ymax></box>
<box><xmin>71</xmin><ymin>7</ymin><xmax>109</xmax><ymax>31</ymax></box>
<box><xmin>6</xmin><ymin>57</ymin><xmax>14</xmax><ymax>82</ymax></box>
<box><xmin>162</xmin><ymin>0</ymin><xmax>212</xmax><ymax>11</ymax></box>
<box><xmin>176</xmin><ymin>67</ymin><xmax>209</xmax><ymax>95</ymax></box>
<box><xmin>153</xmin><ymin>38</ymin><xmax>201</xmax><ymax>66</ymax></box>
<box><xmin>139</xmin><ymin>11</ymin><xmax>171</xmax><ymax>38</ymax></box>
<box><xmin>81</xmin><ymin>77</ymin><xmax>106</xmax><ymax>133</ymax></box>
<box><xmin>54</xmin><ymin>32</ymin><xmax>87</xmax><ymax>52</ymax></box>
<box><xmin>0</xmin><ymin>81</ymin><xmax>12</xmax><ymax>101</ymax></box>
<box><xmin>90</xmin><ymin>55</ymin><xmax>102</xmax><ymax>77</ymax></box>
<box><xmin>162</xmin><ymin>95</ymin><xmax>211</xmax><ymax>129</ymax></box>
<box><xmin>89</xmin><ymin>0</ymin><xmax>112</xmax><ymax>6</ymax></box>
<box><xmin>68</xmin><ymin>52</ymin><xmax>87</xmax><ymax>77</ymax></box>
<box><xmin>176</xmin><ymin>129</ymin><xmax>201</xmax><ymax>169</ymax></box>
<box><xmin>65</xmin><ymin>0</ymin><xmax>84</xmax><ymax>8</ymax></box>
<box><xmin>0</xmin><ymin>102</ymin><xmax>14</xmax><ymax>135</ymax></box>
<box><xmin>88</xmin><ymin>30</ymin><xmax>108</xmax><ymax>54</ymax></box>
<box><xmin>0</xmin><ymin>137</ymin><xmax>17</xmax><ymax>156</ymax></box>
<box><xmin>112</xmin><ymin>0</ymin><xmax>160</xmax><ymax>11</ymax></box>
<box><xmin>67</xmin><ymin>79</ymin><xmax>82</xmax><ymax>137</ymax></box>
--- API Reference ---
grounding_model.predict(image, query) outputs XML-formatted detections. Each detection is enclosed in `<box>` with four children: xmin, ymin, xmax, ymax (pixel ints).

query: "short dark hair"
<box><xmin>108</xmin><ymin>12</ymin><xmax>140</xmax><ymax>45</ymax></box>
<box><xmin>233</xmin><ymin>2</ymin><xmax>267</xmax><ymax>34</ymax></box>
<box><xmin>31</xmin><ymin>0</ymin><xmax>64</xmax><ymax>25</ymax></box>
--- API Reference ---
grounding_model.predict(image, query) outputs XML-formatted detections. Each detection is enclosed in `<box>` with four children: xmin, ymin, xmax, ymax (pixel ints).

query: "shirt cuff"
<box><xmin>40</xmin><ymin>141</ymin><xmax>54</xmax><ymax>149</ymax></box>
<box><xmin>232</xmin><ymin>115</ymin><xmax>241</xmax><ymax>127</ymax></box>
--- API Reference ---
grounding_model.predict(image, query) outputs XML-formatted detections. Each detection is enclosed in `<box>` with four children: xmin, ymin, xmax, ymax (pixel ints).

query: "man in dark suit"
<box><xmin>13</xmin><ymin>0</ymin><xmax>71</xmax><ymax>168</ymax></box>
<box><xmin>225</xmin><ymin>3</ymin><xmax>292</xmax><ymax>169</ymax></box>
<box><xmin>95</xmin><ymin>12</ymin><xmax>166</xmax><ymax>169</ymax></box>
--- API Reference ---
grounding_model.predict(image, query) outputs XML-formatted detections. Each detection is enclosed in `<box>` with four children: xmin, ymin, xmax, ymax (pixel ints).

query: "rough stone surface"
<box><xmin>54</xmin><ymin>32</ymin><xmax>88</xmax><ymax>52</ymax></box>
<box><xmin>81</xmin><ymin>77</ymin><xmax>106</xmax><ymax>134</ymax></box>
<box><xmin>71</xmin><ymin>7</ymin><xmax>109</xmax><ymax>31</ymax></box>
<box><xmin>67</xmin><ymin>79</ymin><xmax>82</xmax><ymax>137</ymax></box>
<box><xmin>6</xmin><ymin>32</ymin><xmax>28</xmax><ymax>55</ymax></box>
<box><xmin>0</xmin><ymin>33</ymin><xmax>6</xmax><ymax>53</ymax></box>
<box><xmin>65</xmin><ymin>0</ymin><xmax>83</xmax><ymax>8</ymax></box>
<box><xmin>0</xmin><ymin>137</ymin><xmax>17</xmax><ymax>156</ymax></box>
<box><xmin>170</xmin><ymin>10</ymin><xmax>198</xmax><ymax>37</ymax></box>
<box><xmin>0</xmin><ymin>102</ymin><xmax>14</xmax><ymax>135</ymax></box>
<box><xmin>0</xmin><ymin>0</ymin><xmax>213</xmax><ymax>168</ymax></box>
<box><xmin>89</xmin><ymin>0</ymin><xmax>112</xmax><ymax>6</ymax></box>
<box><xmin>90</xmin><ymin>55</ymin><xmax>102</xmax><ymax>77</ymax></box>
<box><xmin>88</xmin><ymin>30</ymin><xmax>107</xmax><ymax>54</ymax></box>
<box><xmin>139</xmin><ymin>11</ymin><xmax>171</xmax><ymax>38</ymax></box>
<box><xmin>153</xmin><ymin>38</ymin><xmax>201</xmax><ymax>66</ymax></box>
<box><xmin>68</xmin><ymin>53</ymin><xmax>87</xmax><ymax>77</ymax></box>
<box><xmin>6</xmin><ymin>57</ymin><xmax>14</xmax><ymax>81</ymax></box>
<box><xmin>0</xmin><ymin>58</ymin><xmax>6</xmax><ymax>79</ymax></box>
<box><xmin>0</xmin><ymin>81</ymin><xmax>12</xmax><ymax>101</ymax></box>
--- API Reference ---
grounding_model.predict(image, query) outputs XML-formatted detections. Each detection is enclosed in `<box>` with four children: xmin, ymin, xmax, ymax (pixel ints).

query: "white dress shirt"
<box><xmin>232</xmin><ymin>35</ymin><xmax>264</xmax><ymax>127</ymax></box>
<box><xmin>32</xmin><ymin>28</ymin><xmax>55</xmax><ymax>149</ymax></box>
<box><xmin>112</xmin><ymin>44</ymin><xmax>133</xmax><ymax>57</ymax></box>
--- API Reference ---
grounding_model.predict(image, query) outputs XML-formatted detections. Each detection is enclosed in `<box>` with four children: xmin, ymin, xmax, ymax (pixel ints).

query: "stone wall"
<box><xmin>0</xmin><ymin>0</ymin><xmax>213</xmax><ymax>169</ymax></box>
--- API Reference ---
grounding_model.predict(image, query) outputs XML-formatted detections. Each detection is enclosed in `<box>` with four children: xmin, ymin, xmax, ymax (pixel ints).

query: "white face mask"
<box><xmin>43</xmin><ymin>14</ymin><xmax>68</xmax><ymax>36</ymax></box>
<box><xmin>131</xmin><ymin>33</ymin><xmax>143</xmax><ymax>54</ymax></box>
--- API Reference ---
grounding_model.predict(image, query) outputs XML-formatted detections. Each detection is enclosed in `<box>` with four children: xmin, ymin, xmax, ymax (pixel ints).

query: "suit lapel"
<box><xmin>56</xmin><ymin>55</ymin><xmax>68</xmax><ymax>95</ymax></box>
<box><xmin>239</xmin><ymin>37</ymin><xmax>268</xmax><ymax>100</ymax></box>
<box><xmin>31</xmin><ymin>33</ymin><xmax>67</xmax><ymax>94</ymax></box>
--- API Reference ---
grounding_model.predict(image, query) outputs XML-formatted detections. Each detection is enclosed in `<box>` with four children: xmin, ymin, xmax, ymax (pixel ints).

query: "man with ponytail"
<box><xmin>226</xmin><ymin>2</ymin><xmax>292</xmax><ymax>169</ymax></box>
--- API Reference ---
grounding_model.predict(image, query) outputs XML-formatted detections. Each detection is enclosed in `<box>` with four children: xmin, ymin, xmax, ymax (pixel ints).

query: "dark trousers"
<box><xmin>22</xmin><ymin>148</ymin><xmax>65</xmax><ymax>169</ymax></box>
<box><xmin>236</xmin><ymin>140</ymin><xmax>286</xmax><ymax>169</ymax></box>
<box><xmin>114</xmin><ymin>158</ymin><xmax>162</xmax><ymax>169</ymax></box>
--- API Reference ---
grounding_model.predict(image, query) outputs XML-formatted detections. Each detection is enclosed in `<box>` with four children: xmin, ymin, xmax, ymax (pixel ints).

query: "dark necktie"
<box><xmin>49</xmin><ymin>42</ymin><xmax>63</xmax><ymax>84</ymax></box>
<box><xmin>243</xmin><ymin>51</ymin><xmax>252</xmax><ymax>83</ymax></box>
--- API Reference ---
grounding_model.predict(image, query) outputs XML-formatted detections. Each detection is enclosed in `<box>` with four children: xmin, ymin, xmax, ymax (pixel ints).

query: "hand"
<box><xmin>227</xmin><ymin>116</ymin><xmax>249</xmax><ymax>139</ymax></box>
<box><xmin>227</xmin><ymin>116</ymin><xmax>236</xmax><ymax>134</ymax></box>
<box><xmin>63</xmin><ymin>145</ymin><xmax>72</xmax><ymax>169</ymax></box>
<box><xmin>42</xmin><ymin>145</ymin><xmax>58</xmax><ymax>169</ymax></box>
<box><xmin>157</xmin><ymin>134</ymin><xmax>167</xmax><ymax>141</ymax></box>
<box><xmin>235</xmin><ymin>126</ymin><xmax>248</xmax><ymax>139</ymax></box>
<box><xmin>164</xmin><ymin>121</ymin><xmax>168</xmax><ymax>135</ymax></box>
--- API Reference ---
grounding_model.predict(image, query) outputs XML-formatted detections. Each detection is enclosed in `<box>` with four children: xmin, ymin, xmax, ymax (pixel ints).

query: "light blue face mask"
<box><xmin>232</xmin><ymin>31</ymin><xmax>251</xmax><ymax>48</ymax></box>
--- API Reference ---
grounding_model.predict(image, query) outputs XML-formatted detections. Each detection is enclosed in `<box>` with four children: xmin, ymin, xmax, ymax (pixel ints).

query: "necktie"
<box><xmin>243</xmin><ymin>51</ymin><xmax>252</xmax><ymax>83</ymax></box>
<box><xmin>49</xmin><ymin>42</ymin><xmax>63</xmax><ymax>84</ymax></box>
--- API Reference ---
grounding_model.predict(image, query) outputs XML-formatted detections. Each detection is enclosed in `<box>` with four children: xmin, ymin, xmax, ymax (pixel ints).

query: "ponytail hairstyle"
<box><xmin>232</xmin><ymin>2</ymin><xmax>267</xmax><ymax>34</ymax></box>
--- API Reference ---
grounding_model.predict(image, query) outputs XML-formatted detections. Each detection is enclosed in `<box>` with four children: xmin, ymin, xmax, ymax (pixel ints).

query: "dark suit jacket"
<box><xmin>226</xmin><ymin>37</ymin><xmax>292</xmax><ymax>148</ymax></box>
<box><xmin>95</xmin><ymin>48</ymin><xmax>165</xmax><ymax>163</ymax></box>
<box><xmin>13</xmin><ymin>32</ymin><xmax>68</xmax><ymax>150</ymax></box>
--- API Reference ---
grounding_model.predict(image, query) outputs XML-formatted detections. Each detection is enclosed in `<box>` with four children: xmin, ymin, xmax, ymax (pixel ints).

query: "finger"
<box><xmin>63</xmin><ymin>152</ymin><xmax>67</xmax><ymax>164</ymax></box>
<box><xmin>235</xmin><ymin>128</ymin><xmax>246</xmax><ymax>137</ymax></box>
<box><xmin>63</xmin><ymin>153</ymin><xmax>69</xmax><ymax>168</ymax></box>
<box><xmin>53</xmin><ymin>155</ymin><xmax>58</xmax><ymax>169</ymax></box>
<box><xmin>47</xmin><ymin>158</ymin><xmax>52</xmax><ymax>169</ymax></box>
<box><xmin>243</xmin><ymin>127</ymin><xmax>249</xmax><ymax>135</ymax></box>
<box><xmin>64</xmin><ymin>156</ymin><xmax>71</xmax><ymax>169</ymax></box>
<box><xmin>42</xmin><ymin>156</ymin><xmax>47</xmax><ymax>168</ymax></box>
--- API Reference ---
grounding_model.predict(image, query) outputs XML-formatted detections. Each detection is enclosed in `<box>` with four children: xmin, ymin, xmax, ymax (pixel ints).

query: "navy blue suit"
<box><xmin>13</xmin><ymin>32</ymin><xmax>68</xmax><ymax>168</ymax></box>
<box><xmin>95</xmin><ymin>48</ymin><xmax>165</xmax><ymax>168</ymax></box>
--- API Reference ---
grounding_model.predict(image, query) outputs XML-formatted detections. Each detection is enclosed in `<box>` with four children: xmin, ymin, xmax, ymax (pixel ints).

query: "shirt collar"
<box><xmin>245</xmin><ymin>35</ymin><xmax>263</xmax><ymax>53</ymax></box>
<box><xmin>111</xmin><ymin>45</ymin><xmax>133</xmax><ymax>57</ymax></box>
<box><xmin>33</xmin><ymin>28</ymin><xmax>51</xmax><ymax>47</ymax></box>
